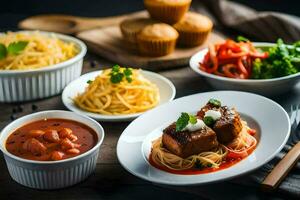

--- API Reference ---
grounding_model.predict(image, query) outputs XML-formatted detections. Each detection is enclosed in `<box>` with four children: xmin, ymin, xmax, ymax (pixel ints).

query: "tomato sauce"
<box><xmin>149</xmin><ymin>144</ymin><xmax>257</xmax><ymax>175</ymax></box>
<box><xmin>5</xmin><ymin>119</ymin><xmax>98</xmax><ymax>161</ymax></box>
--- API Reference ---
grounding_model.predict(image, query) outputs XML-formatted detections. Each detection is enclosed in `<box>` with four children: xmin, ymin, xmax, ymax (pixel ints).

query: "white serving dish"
<box><xmin>0</xmin><ymin>110</ymin><xmax>104</xmax><ymax>189</ymax></box>
<box><xmin>62</xmin><ymin>70</ymin><xmax>176</xmax><ymax>121</ymax></box>
<box><xmin>0</xmin><ymin>31</ymin><xmax>87</xmax><ymax>102</ymax></box>
<box><xmin>117</xmin><ymin>91</ymin><xmax>290</xmax><ymax>185</ymax></box>
<box><xmin>189</xmin><ymin>42</ymin><xmax>300</xmax><ymax>96</ymax></box>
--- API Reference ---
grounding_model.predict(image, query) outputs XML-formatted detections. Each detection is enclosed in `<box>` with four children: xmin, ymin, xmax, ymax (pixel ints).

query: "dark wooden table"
<box><xmin>0</xmin><ymin>52</ymin><xmax>299</xmax><ymax>200</ymax></box>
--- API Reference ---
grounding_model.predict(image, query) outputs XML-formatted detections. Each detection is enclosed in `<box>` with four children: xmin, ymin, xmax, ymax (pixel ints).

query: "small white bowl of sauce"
<box><xmin>0</xmin><ymin>110</ymin><xmax>104</xmax><ymax>189</ymax></box>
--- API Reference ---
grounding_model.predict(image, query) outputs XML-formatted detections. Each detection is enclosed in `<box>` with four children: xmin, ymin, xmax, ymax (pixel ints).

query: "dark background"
<box><xmin>0</xmin><ymin>0</ymin><xmax>299</xmax><ymax>30</ymax></box>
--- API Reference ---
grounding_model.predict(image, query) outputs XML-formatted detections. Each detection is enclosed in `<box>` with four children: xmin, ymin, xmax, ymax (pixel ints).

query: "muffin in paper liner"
<box><xmin>144</xmin><ymin>0</ymin><xmax>191</xmax><ymax>24</ymax></box>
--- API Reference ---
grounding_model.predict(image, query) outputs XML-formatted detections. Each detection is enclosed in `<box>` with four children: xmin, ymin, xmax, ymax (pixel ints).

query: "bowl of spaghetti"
<box><xmin>0</xmin><ymin>31</ymin><xmax>86</xmax><ymax>102</ymax></box>
<box><xmin>117</xmin><ymin>91</ymin><xmax>290</xmax><ymax>185</ymax></box>
<box><xmin>62</xmin><ymin>66</ymin><xmax>176</xmax><ymax>121</ymax></box>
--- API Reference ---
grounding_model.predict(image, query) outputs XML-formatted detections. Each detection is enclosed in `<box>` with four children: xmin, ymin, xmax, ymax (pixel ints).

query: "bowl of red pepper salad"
<box><xmin>189</xmin><ymin>39</ymin><xmax>300</xmax><ymax>96</ymax></box>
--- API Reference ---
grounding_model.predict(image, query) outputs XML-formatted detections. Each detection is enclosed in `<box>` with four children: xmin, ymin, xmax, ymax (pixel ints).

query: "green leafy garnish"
<box><xmin>7</xmin><ymin>41</ymin><xmax>28</xmax><ymax>55</ymax></box>
<box><xmin>176</xmin><ymin>112</ymin><xmax>190</xmax><ymax>132</ymax></box>
<box><xmin>0</xmin><ymin>44</ymin><xmax>7</xmax><ymax>60</ymax></box>
<box><xmin>175</xmin><ymin>112</ymin><xmax>198</xmax><ymax>132</ymax></box>
<box><xmin>195</xmin><ymin>160</ymin><xmax>203</xmax><ymax>169</ymax></box>
<box><xmin>252</xmin><ymin>38</ymin><xmax>300</xmax><ymax>79</ymax></box>
<box><xmin>124</xmin><ymin>68</ymin><xmax>133</xmax><ymax>83</ymax></box>
<box><xmin>237</xmin><ymin>36</ymin><xmax>249</xmax><ymax>42</ymax></box>
<box><xmin>110</xmin><ymin>65</ymin><xmax>133</xmax><ymax>84</ymax></box>
<box><xmin>208</xmin><ymin>98</ymin><xmax>221</xmax><ymax>107</ymax></box>
<box><xmin>207</xmin><ymin>163</ymin><xmax>213</xmax><ymax>168</ymax></box>
<box><xmin>189</xmin><ymin>115</ymin><xmax>197</xmax><ymax>125</ymax></box>
<box><xmin>203</xmin><ymin>116</ymin><xmax>215</xmax><ymax>126</ymax></box>
<box><xmin>87</xmin><ymin>80</ymin><xmax>93</xmax><ymax>84</ymax></box>
<box><xmin>0</xmin><ymin>41</ymin><xmax>28</xmax><ymax>60</ymax></box>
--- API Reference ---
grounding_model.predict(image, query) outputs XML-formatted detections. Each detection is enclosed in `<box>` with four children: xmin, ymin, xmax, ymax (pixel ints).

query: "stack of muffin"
<box><xmin>120</xmin><ymin>0</ymin><xmax>213</xmax><ymax>57</ymax></box>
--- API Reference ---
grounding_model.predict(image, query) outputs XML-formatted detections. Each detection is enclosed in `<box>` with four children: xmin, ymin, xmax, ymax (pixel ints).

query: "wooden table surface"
<box><xmin>0</xmin><ymin>54</ymin><xmax>299</xmax><ymax>200</ymax></box>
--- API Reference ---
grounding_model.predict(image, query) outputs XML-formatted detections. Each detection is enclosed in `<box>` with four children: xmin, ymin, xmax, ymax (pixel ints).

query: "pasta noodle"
<box><xmin>0</xmin><ymin>31</ymin><xmax>78</xmax><ymax>70</ymax></box>
<box><xmin>150</xmin><ymin>121</ymin><xmax>257</xmax><ymax>170</ymax></box>
<box><xmin>73</xmin><ymin>68</ymin><xmax>160</xmax><ymax>115</ymax></box>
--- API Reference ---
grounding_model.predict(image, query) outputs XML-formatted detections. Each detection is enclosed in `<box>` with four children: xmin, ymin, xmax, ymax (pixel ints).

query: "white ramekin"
<box><xmin>0</xmin><ymin>31</ymin><xmax>87</xmax><ymax>102</ymax></box>
<box><xmin>0</xmin><ymin>110</ymin><xmax>104</xmax><ymax>189</ymax></box>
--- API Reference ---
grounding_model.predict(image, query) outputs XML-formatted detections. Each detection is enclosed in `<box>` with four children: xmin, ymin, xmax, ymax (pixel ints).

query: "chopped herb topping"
<box><xmin>87</xmin><ymin>80</ymin><xmax>93</xmax><ymax>84</ymax></box>
<box><xmin>175</xmin><ymin>112</ymin><xmax>198</xmax><ymax>132</ymax></box>
<box><xmin>203</xmin><ymin>116</ymin><xmax>215</xmax><ymax>126</ymax></box>
<box><xmin>236</xmin><ymin>36</ymin><xmax>249</xmax><ymax>42</ymax></box>
<box><xmin>208</xmin><ymin>98</ymin><xmax>221</xmax><ymax>107</ymax></box>
<box><xmin>110</xmin><ymin>65</ymin><xmax>133</xmax><ymax>84</ymax></box>
<box><xmin>7</xmin><ymin>41</ymin><xmax>28</xmax><ymax>55</ymax></box>
<box><xmin>0</xmin><ymin>41</ymin><xmax>28</xmax><ymax>59</ymax></box>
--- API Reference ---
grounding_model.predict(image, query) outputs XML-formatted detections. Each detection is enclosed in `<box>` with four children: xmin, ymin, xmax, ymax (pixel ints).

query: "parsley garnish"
<box><xmin>7</xmin><ymin>41</ymin><xmax>28</xmax><ymax>55</ymax></box>
<box><xmin>110</xmin><ymin>65</ymin><xmax>133</xmax><ymax>84</ymax></box>
<box><xmin>189</xmin><ymin>115</ymin><xmax>197</xmax><ymax>125</ymax></box>
<box><xmin>208</xmin><ymin>98</ymin><xmax>221</xmax><ymax>107</ymax></box>
<box><xmin>237</xmin><ymin>36</ymin><xmax>249</xmax><ymax>42</ymax></box>
<box><xmin>203</xmin><ymin>116</ymin><xmax>215</xmax><ymax>126</ymax></box>
<box><xmin>87</xmin><ymin>80</ymin><xmax>93</xmax><ymax>84</ymax></box>
<box><xmin>0</xmin><ymin>41</ymin><xmax>28</xmax><ymax>60</ymax></box>
<box><xmin>175</xmin><ymin>112</ymin><xmax>198</xmax><ymax>132</ymax></box>
<box><xmin>0</xmin><ymin>44</ymin><xmax>7</xmax><ymax>60</ymax></box>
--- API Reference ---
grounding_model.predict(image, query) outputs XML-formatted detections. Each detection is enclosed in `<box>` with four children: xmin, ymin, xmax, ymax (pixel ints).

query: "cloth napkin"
<box><xmin>192</xmin><ymin>0</ymin><xmax>300</xmax><ymax>43</ymax></box>
<box><xmin>175</xmin><ymin>0</ymin><xmax>300</xmax><ymax>198</ymax></box>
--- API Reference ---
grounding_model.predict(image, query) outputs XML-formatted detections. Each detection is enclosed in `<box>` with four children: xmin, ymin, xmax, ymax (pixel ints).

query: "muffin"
<box><xmin>173</xmin><ymin>12</ymin><xmax>213</xmax><ymax>46</ymax></box>
<box><xmin>137</xmin><ymin>23</ymin><xmax>179</xmax><ymax>56</ymax></box>
<box><xmin>144</xmin><ymin>0</ymin><xmax>192</xmax><ymax>24</ymax></box>
<box><xmin>120</xmin><ymin>17</ymin><xmax>157</xmax><ymax>44</ymax></box>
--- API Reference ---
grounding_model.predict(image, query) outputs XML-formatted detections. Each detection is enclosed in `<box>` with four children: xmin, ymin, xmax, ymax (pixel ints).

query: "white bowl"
<box><xmin>0</xmin><ymin>110</ymin><xmax>104</xmax><ymax>189</ymax></box>
<box><xmin>62</xmin><ymin>70</ymin><xmax>176</xmax><ymax>121</ymax></box>
<box><xmin>0</xmin><ymin>31</ymin><xmax>87</xmax><ymax>102</ymax></box>
<box><xmin>189</xmin><ymin>42</ymin><xmax>300</xmax><ymax>96</ymax></box>
<box><xmin>117</xmin><ymin>91</ymin><xmax>290</xmax><ymax>185</ymax></box>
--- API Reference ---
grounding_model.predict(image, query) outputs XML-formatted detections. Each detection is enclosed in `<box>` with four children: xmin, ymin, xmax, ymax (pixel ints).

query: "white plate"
<box><xmin>117</xmin><ymin>91</ymin><xmax>290</xmax><ymax>185</ymax></box>
<box><xmin>62</xmin><ymin>70</ymin><xmax>176</xmax><ymax>121</ymax></box>
<box><xmin>189</xmin><ymin>42</ymin><xmax>300</xmax><ymax>96</ymax></box>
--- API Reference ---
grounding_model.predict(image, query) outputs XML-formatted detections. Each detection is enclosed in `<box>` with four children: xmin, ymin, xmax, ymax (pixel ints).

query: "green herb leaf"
<box><xmin>110</xmin><ymin>65</ymin><xmax>133</xmax><ymax>84</ymax></box>
<box><xmin>207</xmin><ymin>163</ymin><xmax>213</xmax><ymax>168</ymax></box>
<box><xmin>0</xmin><ymin>44</ymin><xmax>7</xmax><ymax>60</ymax></box>
<box><xmin>126</xmin><ymin>76</ymin><xmax>132</xmax><ymax>83</ymax></box>
<box><xmin>110</xmin><ymin>72</ymin><xmax>124</xmax><ymax>83</ymax></box>
<box><xmin>237</xmin><ymin>36</ymin><xmax>249</xmax><ymax>42</ymax></box>
<box><xmin>203</xmin><ymin>116</ymin><xmax>215</xmax><ymax>126</ymax></box>
<box><xmin>87</xmin><ymin>80</ymin><xmax>93</xmax><ymax>84</ymax></box>
<box><xmin>112</xmin><ymin>64</ymin><xmax>120</xmax><ymax>72</ymax></box>
<box><xmin>124</xmin><ymin>68</ymin><xmax>133</xmax><ymax>83</ymax></box>
<box><xmin>195</xmin><ymin>160</ymin><xmax>203</xmax><ymax>169</ymax></box>
<box><xmin>189</xmin><ymin>115</ymin><xmax>197</xmax><ymax>125</ymax></box>
<box><xmin>124</xmin><ymin>68</ymin><xmax>132</xmax><ymax>76</ymax></box>
<box><xmin>208</xmin><ymin>98</ymin><xmax>221</xmax><ymax>107</ymax></box>
<box><xmin>175</xmin><ymin>112</ymin><xmax>190</xmax><ymax>132</ymax></box>
<box><xmin>7</xmin><ymin>41</ymin><xmax>28</xmax><ymax>55</ymax></box>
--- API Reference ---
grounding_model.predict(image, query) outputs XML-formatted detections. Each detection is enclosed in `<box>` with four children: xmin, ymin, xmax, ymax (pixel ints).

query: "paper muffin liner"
<box><xmin>144</xmin><ymin>2</ymin><xmax>191</xmax><ymax>24</ymax></box>
<box><xmin>137</xmin><ymin>38</ymin><xmax>177</xmax><ymax>56</ymax></box>
<box><xmin>120</xmin><ymin>25</ymin><xmax>140</xmax><ymax>44</ymax></box>
<box><xmin>177</xmin><ymin>30</ymin><xmax>211</xmax><ymax>47</ymax></box>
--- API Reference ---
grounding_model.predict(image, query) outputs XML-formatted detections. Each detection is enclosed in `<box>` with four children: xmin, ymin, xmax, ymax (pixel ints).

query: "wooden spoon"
<box><xmin>18</xmin><ymin>11</ymin><xmax>147</xmax><ymax>35</ymax></box>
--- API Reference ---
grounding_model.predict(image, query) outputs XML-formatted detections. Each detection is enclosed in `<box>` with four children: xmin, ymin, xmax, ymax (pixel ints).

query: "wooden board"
<box><xmin>77</xmin><ymin>26</ymin><xmax>224</xmax><ymax>70</ymax></box>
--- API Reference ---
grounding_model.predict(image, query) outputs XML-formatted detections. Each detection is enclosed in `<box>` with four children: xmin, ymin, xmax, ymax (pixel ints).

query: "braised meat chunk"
<box><xmin>213</xmin><ymin>107</ymin><xmax>242</xmax><ymax>144</ymax></box>
<box><xmin>162</xmin><ymin>123</ymin><xmax>219</xmax><ymax>158</ymax></box>
<box><xmin>197</xmin><ymin>102</ymin><xmax>242</xmax><ymax>144</ymax></box>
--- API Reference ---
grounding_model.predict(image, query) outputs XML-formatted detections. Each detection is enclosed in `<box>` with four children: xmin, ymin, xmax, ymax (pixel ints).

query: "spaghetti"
<box><xmin>73</xmin><ymin>68</ymin><xmax>160</xmax><ymax>115</ymax></box>
<box><xmin>150</xmin><ymin>121</ymin><xmax>257</xmax><ymax>171</ymax></box>
<box><xmin>0</xmin><ymin>31</ymin><xmax>78</xmax><ymax>70</ymax></box>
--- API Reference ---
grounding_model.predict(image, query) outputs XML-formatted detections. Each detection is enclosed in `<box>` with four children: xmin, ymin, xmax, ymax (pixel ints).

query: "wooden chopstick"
<box><xmin>261</xmin><ymin>141</ymin><xmax>300</xmax><ymax>190</ymax></box>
